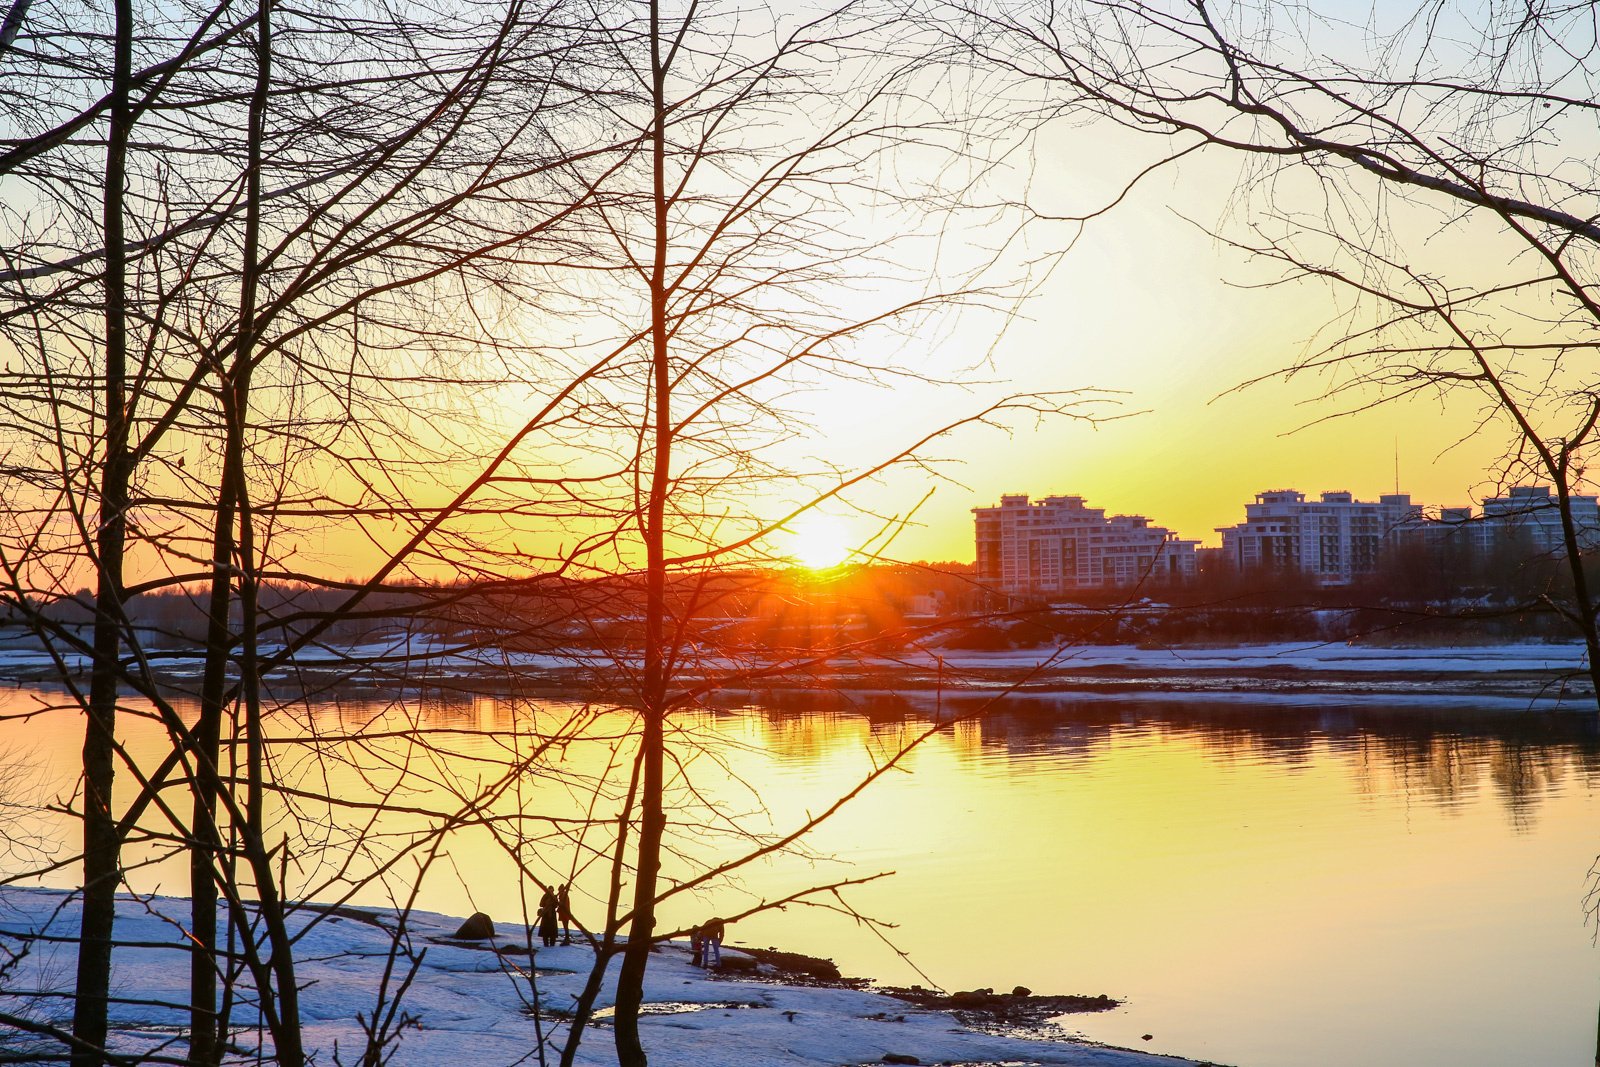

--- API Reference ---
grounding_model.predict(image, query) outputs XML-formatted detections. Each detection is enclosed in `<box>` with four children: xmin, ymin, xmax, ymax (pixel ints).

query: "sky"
<box><xmin>789</xmin><ymin>137</ymin><xmax>1511</xmax><ymax>564</ymax></box>
<box><xmin>212</xmin><ymin>140</ymin><xmax>1524</xmax><ymax>579</ymax></box>
<box><xmin>764</xmin><ymin>0</ymin><xmax>1599</xmax><ymax>567</ymax></box>
<box><xmin>276</xmin><ymin>129</ymin><xmax>1520</xmax><ymax>579</ymax></box>
<box><xmin>0</xmin><ymin>0</ymin><xmax>1567</xmax><ymax>582</ymax></box>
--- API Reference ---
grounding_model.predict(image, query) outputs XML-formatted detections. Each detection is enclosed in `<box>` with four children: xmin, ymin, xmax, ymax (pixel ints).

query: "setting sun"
<box><xmin>782</xmin><ymin>515</ymin><xmax>855</xmax><ymax>570</ymax></box>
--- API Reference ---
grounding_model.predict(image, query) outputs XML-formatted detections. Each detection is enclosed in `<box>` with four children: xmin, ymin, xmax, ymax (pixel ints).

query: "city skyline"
<box><xmin>970</xmin><ymin>482</ymin><xmax>1599</xmax><ymax>593</ymax></box>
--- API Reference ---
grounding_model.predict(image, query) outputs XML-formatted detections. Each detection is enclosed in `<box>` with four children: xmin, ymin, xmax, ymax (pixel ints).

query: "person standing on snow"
<box><xmin>537</xmin><ymin>885</ymin><xmax>560</xmax><ymax>947</ymax></box>
<box><xmin>557</xmin><ymin>883</ymin><xmax>574</xmax><ymax>945</ymax></box>
<box><xmin>702</xmin><ymin>917</ymin><xmax>725</xmax><ymax>968</ymax></box>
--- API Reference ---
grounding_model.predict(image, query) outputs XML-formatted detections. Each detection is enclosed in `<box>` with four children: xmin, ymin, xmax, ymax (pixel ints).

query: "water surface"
<box><xmin>3</xmin><ymin>686</ymin><xmax>1597</xmax><ymax>1067</ymax></box>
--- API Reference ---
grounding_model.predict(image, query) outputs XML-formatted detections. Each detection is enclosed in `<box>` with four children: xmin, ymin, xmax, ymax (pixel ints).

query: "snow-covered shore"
<box><xmin>0</xmin><ymin>632</ymin><xmax>1590</xmax><ymax>704</ymax></box>
<box><xmin>0</xmin><ymin>888</ymin><xmax>1194</xmax><ymax>1067</ymax></box>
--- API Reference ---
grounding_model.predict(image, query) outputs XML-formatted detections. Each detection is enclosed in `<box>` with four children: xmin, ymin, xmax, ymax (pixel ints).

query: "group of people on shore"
<box><xmin>536</xmin><ymin>883</ymin><xmax>573</xmax><ymax>947</ymax></box>
<box><xmin>530</xmin><ymin>884</ymin><xmax>728</xmax><ymax>970</ymax></box>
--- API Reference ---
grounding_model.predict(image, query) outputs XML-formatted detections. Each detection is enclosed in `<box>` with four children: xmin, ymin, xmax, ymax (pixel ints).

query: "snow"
<box><xmin>0</xmin><ymin>888</ymin><xmax>1190</xmax><ymax>1067</ymax></box>
<box><xmin>886</xmin><ymin>641</ymin><xmax>1589</xmax><ymax>675</ymax></box>
<box><xmin>0</xmin><ymin>632</ymin><xmax>1586</xmax><ymax>684</ymax></box>
<box><xmin>274</xmin><ymin>637</ymin><xmax>1592</xmax><ymax>681</ymax></box>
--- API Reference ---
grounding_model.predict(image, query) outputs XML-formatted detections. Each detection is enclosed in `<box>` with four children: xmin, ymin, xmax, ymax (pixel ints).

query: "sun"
<box><xmin>782</xmin><ymin>515</ymin><xmax>855</xmax><ymax>570</ymax></box>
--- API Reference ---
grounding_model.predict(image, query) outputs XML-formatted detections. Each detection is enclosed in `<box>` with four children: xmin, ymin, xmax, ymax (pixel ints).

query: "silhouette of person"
<box><xmin>537</xmin><ymin>885</ymin><xmax>559</xmax><ymax>947</ymax></box>
<box><xmin>557</xmin><ymin>883</ymin><xmax>574</xmax><ymax>945</ymax></box>
<box><xmin>702</xmin><ymin>917</ymin><xmax>725</xmax><ymax>968</ymax></box>
<box><xmin>689</xmin><ymin>923</ymin><xmax>704</xmax><ymax>968</ymax></box>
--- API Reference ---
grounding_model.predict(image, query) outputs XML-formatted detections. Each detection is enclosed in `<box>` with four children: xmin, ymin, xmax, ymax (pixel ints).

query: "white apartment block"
<box><xmin>1217</xmin><ymin>489</ymin><xmax>1422</xmax><ymax>585</ymax></box>
<box><xmin>973</xmin><ymin>494</ymin><xmax>1199</xmax><ymax>597</ymax></box>
<box><xmin>1436</xmin><ymin>485</ymin><xmax>1600</xmax><ymax>555</ymax></box>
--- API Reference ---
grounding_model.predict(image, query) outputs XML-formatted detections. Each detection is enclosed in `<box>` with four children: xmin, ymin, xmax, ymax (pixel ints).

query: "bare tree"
<box><xmin>956</xmin><ymin>0</ymin><xmax>1600</xmax><ymax>700</ymax></box>
<box><xmin>424</xmin><ymin>2</ymin><xmax>1081</xmax><ymax>1062</ymax></box>
<box><xmin>76</xmin><ymin>4</ymin><xmax>135</xmax><ymax>1061</ymax></box>
<box><xmin>1</xmin><ymin>0</ymin><xmax>621</xmax><ymax>1060</ymax></box>
<box><xmin>2</xmin><ymin>2</ymin><xmax>1080</xmax><ymax>1065</ymax></box>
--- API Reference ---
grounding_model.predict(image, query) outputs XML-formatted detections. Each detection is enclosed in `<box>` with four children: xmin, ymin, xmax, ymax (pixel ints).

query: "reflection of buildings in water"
<box><xmin>10</xmin><ymin>681</ymin><xmax>1600</xmax><ymax>924</ymax></box>
<box><xmin>1489</xmin><ymin>744</ymin><xmax>1568</xmax><ymax>831</ymax></box>
<box><xmin>940</xmin><ymin>718</ymin><xmax>984</xmax><ymax>759</ymax></box>
<box><xmin>444</xmin><ymin>685</ymin><xmax>1600</xmax><ymax>830</ymax></box>
<box><xmin>1338</xmin><ymin>722</ymin><xmax>1592</xmax><ymax>824</ymax></box>
<box><xmin>864</xmin><ymin>717</ymin><xmax>915</xmax><ymax>753</ymax></box>
<box><xmin>1346</xmin><ymin>731</ymin><xmax>1598</xmax><ymax>827</ymax></box>
<box><xmin>1349</xmin><ymin>734</ymin><xmax>1480</xmax><ymax>813</ymax></box>
<box><xmin>750</xmin><ymin>690</ymin><xmax>1600</xmax><ymax>826</ymax></box>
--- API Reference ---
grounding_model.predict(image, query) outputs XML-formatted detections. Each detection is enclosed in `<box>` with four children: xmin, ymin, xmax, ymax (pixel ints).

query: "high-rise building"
<box><xmin>973</xmin><ymin>494</ymin><xmax>1198</xmax><ymax>597</ymax></box>
<box><xmin>1434</xmin><ymin>485</ymin><xmax>1600</xmax><ymax>555</ymax></box>
<box><xmin>1216</xmin><ymin>489</ymin><xmax>1422</xmax><ymax>585</ymax></box>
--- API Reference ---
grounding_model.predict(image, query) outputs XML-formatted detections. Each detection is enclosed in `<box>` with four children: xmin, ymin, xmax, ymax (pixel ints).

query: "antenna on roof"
<box><xmin>1394</xmin><ymin>438</ymin><xmax>1400</xmax><ymax>494</ymax></box>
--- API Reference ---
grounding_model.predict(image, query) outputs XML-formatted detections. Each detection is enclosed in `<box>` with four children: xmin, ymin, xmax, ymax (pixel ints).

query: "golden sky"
<box><xmin>788</xmin><ymin>135</ymin><xmax>1514</xmax><ymax>564</ymax></box>
<box><xmin>287</xmin><ymin>132</ymin><xmax>1520</xmax><ymax>577</ymax></box>
<box><xmin>3</xmin><ymin>0</ymin><xmax>1554</xmax><ymax>582</ymax></box>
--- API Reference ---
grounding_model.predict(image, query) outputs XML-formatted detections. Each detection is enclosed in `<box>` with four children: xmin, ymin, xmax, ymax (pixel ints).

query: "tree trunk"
<box><xmin>72</xmin><ymin>0</ymin><xmax>134</xmax><ymax>1061</ymax></box>
<box><xmin>190</xmin><ymin>0</ymin><xmax>271</xmax><ymax>1058</ymax></box>
<box><xmin>1547</xmin><ymin>477</ymin><xmax>1600</xmax><ymax>711</ymax></box>
<box><xmin>613</xmin><ymin>7</ymin><xmax>671</xmax><ymax>1061</ymax></box>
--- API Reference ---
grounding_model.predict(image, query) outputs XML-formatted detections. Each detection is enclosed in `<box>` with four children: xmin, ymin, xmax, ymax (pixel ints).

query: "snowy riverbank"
<box><xmin>0</xmin><ymin>632</ymin><xmax>1590</xmax><ymax>705</ymax></box>
<box><xmin>0</xmin><ymin>888</ymin><xmax>1196</xmax><ymax>1067</ymax></box>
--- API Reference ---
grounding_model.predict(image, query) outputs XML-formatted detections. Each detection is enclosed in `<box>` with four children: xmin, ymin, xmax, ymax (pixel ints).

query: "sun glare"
<box><xmin>783</xmin><ymin>515</ymin><xmax>854</xmax><ymax>570</ymax></box>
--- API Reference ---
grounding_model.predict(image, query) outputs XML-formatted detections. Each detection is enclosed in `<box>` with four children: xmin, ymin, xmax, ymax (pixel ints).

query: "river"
<box><xmin>2</xmin><ymin>682</ymin><xmax>1597</xmax><ymax>1067</ymax></box>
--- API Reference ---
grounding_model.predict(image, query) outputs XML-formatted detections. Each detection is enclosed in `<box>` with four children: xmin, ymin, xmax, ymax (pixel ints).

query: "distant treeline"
<box><xmin>0</xmin><ymin>563</ymin><xmax>987</xmax><ymax>654</ymax></box>
<box><xmin>1</xmin><ymin>582</ymin><xmax>442</xmax><ymax>647</ymax></box>
<box><xmin>1</xmin><ymin>550</ymin><xmax>1582</xmax><ymax>656</ymax></box>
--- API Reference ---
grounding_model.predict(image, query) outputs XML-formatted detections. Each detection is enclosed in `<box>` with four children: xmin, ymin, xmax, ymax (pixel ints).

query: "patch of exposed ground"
<box><xmin>711</xmin><ymin>945</ymin><xmax>869</xmax><ymax>987</ymax></box>
<box><xmin>710</xmin><ymin>947</ymin><xmax>1119</xmax><ymax>1045</ymax></box>
<box><xmin>880</xmin><ymin>985</ymin><xmax>1119</xmax><ymax>1028</ymax></box>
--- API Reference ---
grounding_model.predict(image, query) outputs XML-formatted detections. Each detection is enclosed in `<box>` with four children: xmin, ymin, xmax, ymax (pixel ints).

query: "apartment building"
<box><xmin>1216</xmin><ymin>489</ymin><xmax>1422</xmax><ymax>585</ymax></box>
<box><xmin>1435</xmin><ymin>485</ymin><xmax>1600</xmax><ymax>555</ymax></box>
<box><xmin>973</xmin><ymin>494</ymin><xmax>1199</xmax><ymax>597</ymax></box>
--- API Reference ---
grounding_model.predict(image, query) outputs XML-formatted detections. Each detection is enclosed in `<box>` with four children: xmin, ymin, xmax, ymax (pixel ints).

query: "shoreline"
<box><xmin>705</xmin><ymin>942</ymin><xmax>1124</xmax><ymax>1027</ymax></box>
<box><xmin>0</xmin><ymin>636</ymin><xmax>1591</xmax><ymax>707</ymax></box>
<box><xmin>0</xmin><ymin>886</ymin><xmax>1205</xmax><ymax>1067</ymax></box>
